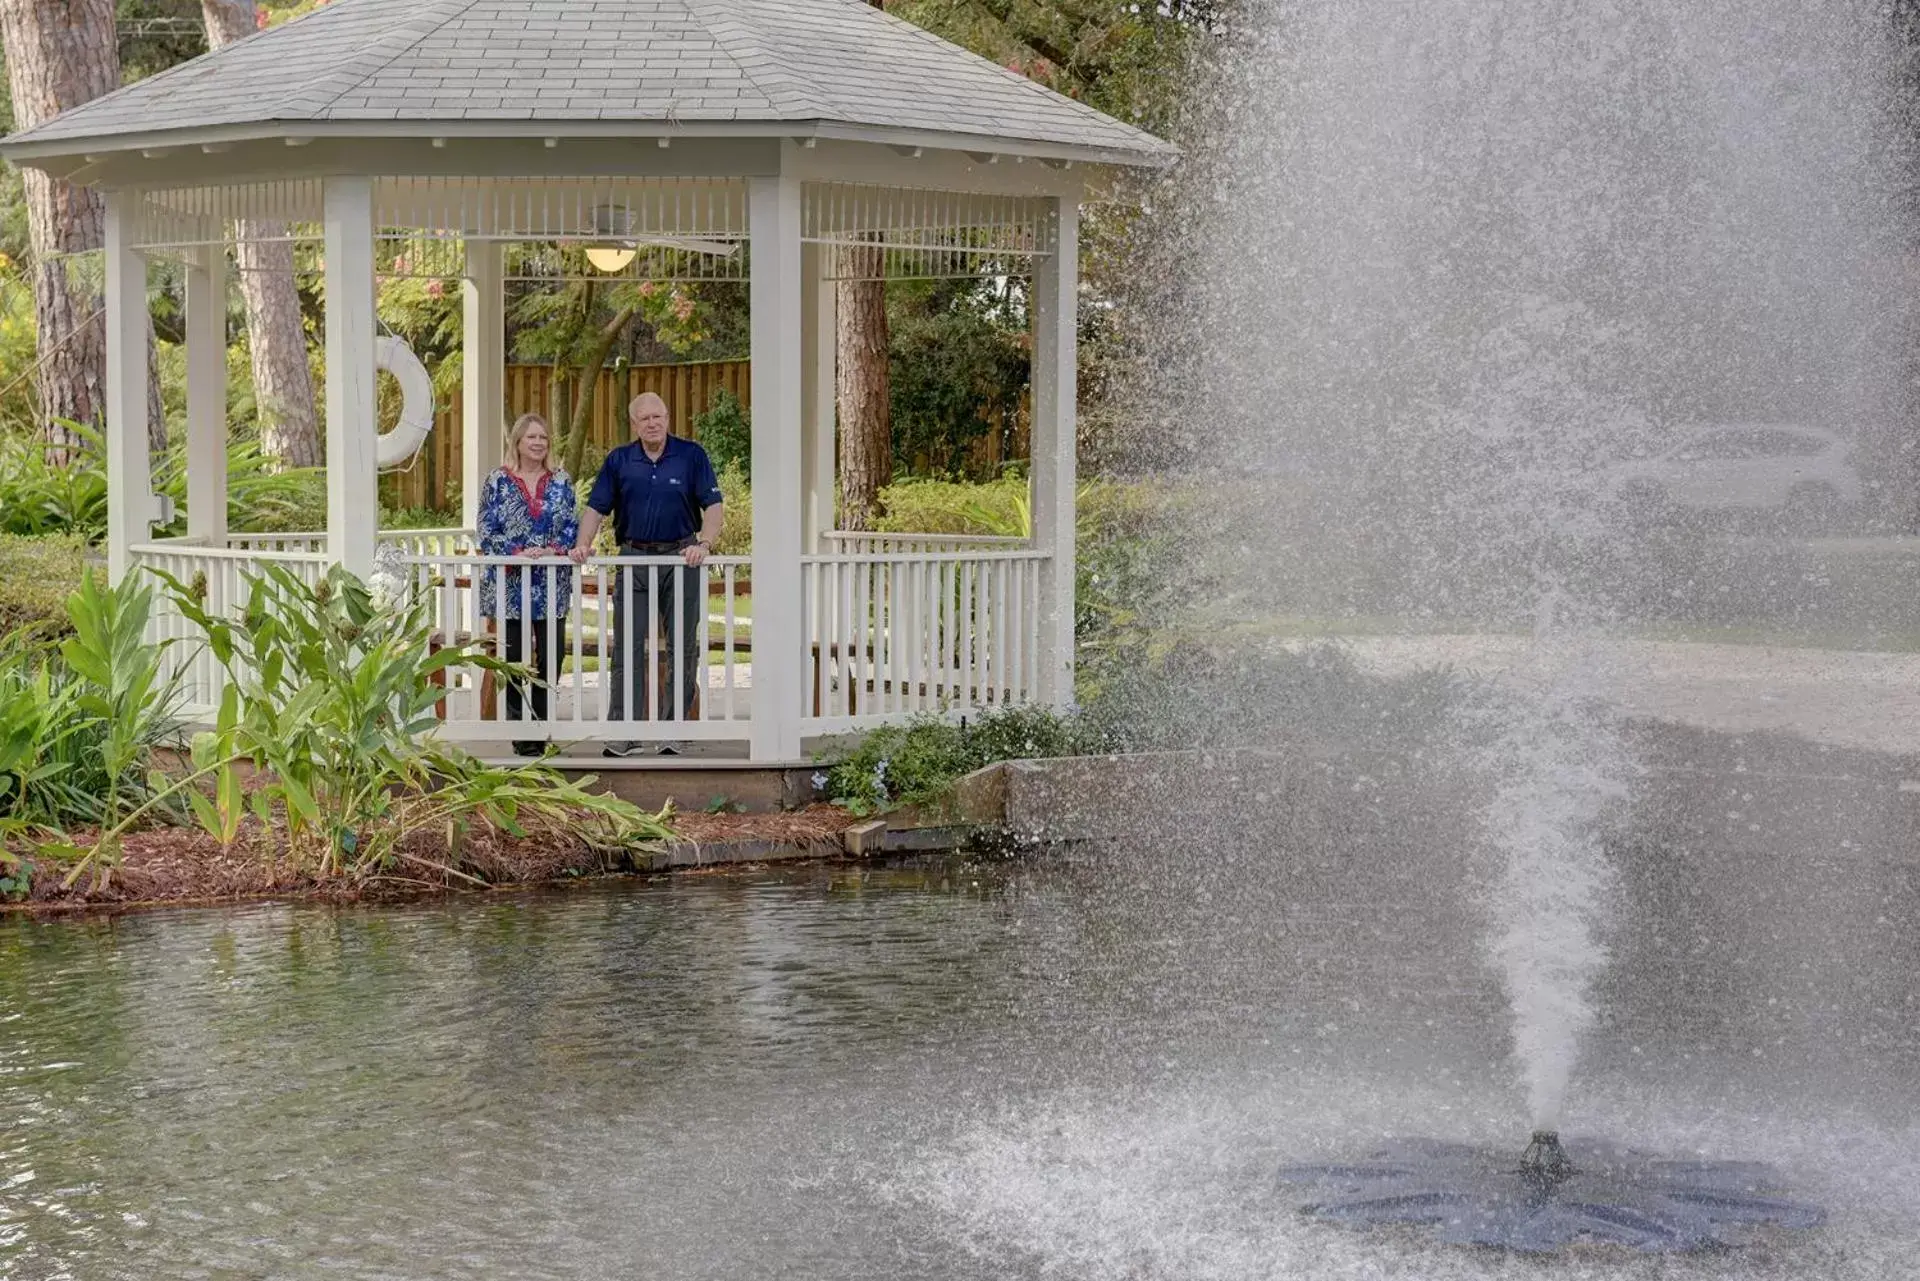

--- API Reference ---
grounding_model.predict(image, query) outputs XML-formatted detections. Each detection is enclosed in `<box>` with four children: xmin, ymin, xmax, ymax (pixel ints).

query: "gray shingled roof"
<box><xmin>4</xmin><ymin>0</ymin><xmax>1175</xmax><ymax>164</ymax></box>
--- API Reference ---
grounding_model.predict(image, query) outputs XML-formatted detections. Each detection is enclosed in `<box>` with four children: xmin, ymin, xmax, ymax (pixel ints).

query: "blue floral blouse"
<box><xmin>476</xmin><ymin>467</ymin><xmax>579</xmax><ymax>619</ymax></box>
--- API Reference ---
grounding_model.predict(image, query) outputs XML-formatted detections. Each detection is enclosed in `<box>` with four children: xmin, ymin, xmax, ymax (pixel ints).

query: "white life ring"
<box><xmin>375</xmin><ymin>334</ymin><xmax>434</xmax><ymax>468</ymax></box>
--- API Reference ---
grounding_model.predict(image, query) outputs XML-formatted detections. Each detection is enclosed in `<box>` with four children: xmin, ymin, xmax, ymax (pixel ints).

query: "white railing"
<box><xmin>819</xmin><ymin>530</ymin><xmax>1029</xmax><ymax>556</ymax></box>
<box><xmin>404</xmin><ymin>553</ymin><xmax>754</xmax><ymax>744</ymax></box>
<box><xmin>224</xmin><ymin>532</ymin><xmax>326</xmax><ymax>555</ymax></box>
<box><xmin>800</xmin><ymin>549</ymin><xmax>1048</xmax><ymax>730</ymax></box>
<box><xmin>379</xmin><ymin>527</ymin><xmax>473</xmax><ymax>558</ymax></box>
<box><xmin>223</xmin><ymin>527</ymin><xmax>474</xmax><ymax>557</ymax></box>
<box><xmin>125</xmin><ymin>537</ymin><xmax>1053</xmax><ymax>747</ymax></box>
<box><xmin>129</xmin><ymin>541</ymin><xmax>332</xmax><ymax>718</ymax></box>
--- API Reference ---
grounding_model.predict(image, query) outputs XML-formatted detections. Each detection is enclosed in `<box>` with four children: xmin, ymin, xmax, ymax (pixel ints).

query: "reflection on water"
<box><xmin>1</xmin><ymin>845</ymin><xmax>1916</xmax><ymax>1280</ymax></box>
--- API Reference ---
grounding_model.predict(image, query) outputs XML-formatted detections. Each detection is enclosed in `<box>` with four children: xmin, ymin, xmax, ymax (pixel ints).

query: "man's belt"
<box><xmin>621</xmin><ymin>539</ymin><xmax>693</xmax><ymax>554</ymax></box>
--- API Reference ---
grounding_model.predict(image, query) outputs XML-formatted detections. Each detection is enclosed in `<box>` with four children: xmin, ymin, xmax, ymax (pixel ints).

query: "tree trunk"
<box><xmin>0</xmin><ymin>0</ymin><xmax>117</xmax><ymax>464</ymax></box>
<box><xmin>147</xmin><ymin>332</ymin><xmax>165</xmax><ymax>454</ymax></box>
<box><xmin>202</xmin><ymin>0</ymin><xmax>321</xmax><ymax>468</ymax></box>
<box><xmin>565</xmin><ymin>306</ymin><xmax>637</xmax><ymax>479</ymax></box>
<box><xmin>830</xmin><ymin>0</ymin><xmax>894</xmax><ymax>532</ymax></box>
<box><xmin>836</xmin><ymin>240</ymin><xmax>891</xmax><ymax>530</ymax></box>
<box><xmin>547</xmin><ymin>372</ymin><xmax>572</xmax><ymax>460</ymax></box>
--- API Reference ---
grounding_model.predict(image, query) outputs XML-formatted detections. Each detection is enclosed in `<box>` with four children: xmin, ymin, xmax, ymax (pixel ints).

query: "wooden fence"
<box><xmin>380</xmin><ymin>359</ymin><xmax>750</xmax><ymax>511</ymax></box>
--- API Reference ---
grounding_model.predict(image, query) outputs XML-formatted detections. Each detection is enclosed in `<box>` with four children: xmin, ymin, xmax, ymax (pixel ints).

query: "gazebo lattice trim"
<box><xmin>127</xmin><ymin>176</ymin><xmax>1054</xmax><ymax>283</ymax></box>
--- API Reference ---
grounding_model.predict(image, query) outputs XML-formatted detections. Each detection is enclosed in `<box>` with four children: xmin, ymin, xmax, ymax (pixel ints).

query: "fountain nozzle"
<box><xmin>1519</xmin><ymin>1130</ymin><xmax>1576</xmax><ymax>1188</ymax></box>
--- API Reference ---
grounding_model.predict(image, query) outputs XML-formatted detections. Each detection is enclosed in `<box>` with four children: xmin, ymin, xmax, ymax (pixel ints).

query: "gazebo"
<box><xmin>0</xmin><ymin>0</ymin><xmax>1175</xmax><ymax>761</ymax></box>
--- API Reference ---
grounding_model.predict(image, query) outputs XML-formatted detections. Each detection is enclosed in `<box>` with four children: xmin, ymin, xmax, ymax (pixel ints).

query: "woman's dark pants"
<box><xmin>501</xmin><ymin>614</ymin><xmax>557</xmax><ymax>724</ymax></box>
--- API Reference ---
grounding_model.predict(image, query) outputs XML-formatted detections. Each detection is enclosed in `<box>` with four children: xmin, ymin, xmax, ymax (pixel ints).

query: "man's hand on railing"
<box><xmin>567</xmin><ymin>544</ymin><xmax>593</xmax><ymax>564</ymax></box>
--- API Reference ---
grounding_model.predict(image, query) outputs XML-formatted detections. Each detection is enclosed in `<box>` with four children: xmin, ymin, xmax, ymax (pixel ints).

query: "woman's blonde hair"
<box><xmin>502</xmin><ymin>412</ymin><xmax>553</xmax><ymax>470</ymax></box>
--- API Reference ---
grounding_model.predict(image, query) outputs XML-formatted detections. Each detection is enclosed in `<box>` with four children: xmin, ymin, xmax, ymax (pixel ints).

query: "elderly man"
<box><xmin>570</xmin><ymin>391</ymin><xmax>725</xmax><ymax>756</ymax></box>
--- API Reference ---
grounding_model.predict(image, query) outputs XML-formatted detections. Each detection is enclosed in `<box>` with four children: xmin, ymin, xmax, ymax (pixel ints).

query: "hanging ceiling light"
<box><xmin>586</xmin><ymin>202</ymin><xmax>638</xmax><ymax>273</ymax></box>
<box><xmin>584</xmin><ymin>243</ymin><xmax>638</xmax><ymax>273</ymax></box>
<box><xmin>580</xmin><ymin>205</ymin><xmax>741</xmax><ymax>273</ymax></box>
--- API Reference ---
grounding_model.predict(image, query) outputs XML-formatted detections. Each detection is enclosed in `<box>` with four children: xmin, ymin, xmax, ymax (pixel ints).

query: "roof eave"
<box><xmin>2</xmin><ymin>115</ymin><xmax>1177</xmax><ymax>178</ymax></box>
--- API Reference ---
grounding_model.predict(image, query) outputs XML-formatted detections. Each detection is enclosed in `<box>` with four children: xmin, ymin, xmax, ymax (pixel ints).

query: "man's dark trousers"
<box><xmin>608</xmin><ymin>543</ymin><xmax>703</xmax><ymax>724</ymax></box>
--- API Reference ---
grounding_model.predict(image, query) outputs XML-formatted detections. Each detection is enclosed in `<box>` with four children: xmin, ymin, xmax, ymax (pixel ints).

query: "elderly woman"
<box><xmin>476</xmin><ymin>413</ymin><xmax>579</xmax><ymax>756</ymax></box>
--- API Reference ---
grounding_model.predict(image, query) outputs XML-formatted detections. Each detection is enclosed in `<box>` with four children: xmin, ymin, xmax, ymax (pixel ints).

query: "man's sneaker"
<box><xmin>511</xmin><ymin>740</ymin><xmax>544</xmax><ymax>758</ymax></box>
<box><xmin>655</xmin><ymin>741</ymin><xmax>684</xmax><ymax>756</ymax></box>
<box><xmin>602</xmin><ymin>741</ymin><xmax>644</xmax><ymax>758</ymax></box>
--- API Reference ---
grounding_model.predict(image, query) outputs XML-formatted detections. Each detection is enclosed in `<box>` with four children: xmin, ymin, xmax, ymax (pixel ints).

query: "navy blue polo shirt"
<box><xmin>586</xmin><ymin>435</ymin><xmax>724</xmax><ymax>545</ymax></box>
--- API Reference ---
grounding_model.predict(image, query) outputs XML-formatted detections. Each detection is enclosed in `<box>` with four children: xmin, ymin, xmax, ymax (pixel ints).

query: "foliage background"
<box><xmin>0</xmin><ymin>0</ymin><xmax>1216</xmax><ymax>493</ymax></box>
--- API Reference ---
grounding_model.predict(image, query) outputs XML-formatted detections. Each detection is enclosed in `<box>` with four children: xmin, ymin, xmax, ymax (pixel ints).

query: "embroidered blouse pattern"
<box><xmin>476</xmin><ymin>467</ymin><xmax>580</xmax><ymax>618</ymax></box>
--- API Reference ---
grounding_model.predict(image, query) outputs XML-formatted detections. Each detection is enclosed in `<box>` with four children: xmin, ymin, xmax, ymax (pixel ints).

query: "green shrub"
<box><xmin>823</xmin><ymin>703</ymin><xmax>1094</xmax><ymax>814</ymax></box>
<box><xmin>156</xmin><ymin>438</ymin><xmax>328</xmax><ymax>535</ymax></box>
<box><xmin>166</xmin><ymin>563</ymin><xmax>667</xmax><ymax>878</ymax></box>
<box><xmin>379</xmin><ymin>504</ymin><xmax>463</xmax><ymax>531</ymax></box>
<box><xmin>0</xmin><ymin>574</ymin><xmax>186</xmax><ymax>890</ymax></box>
<box><xmin>693</xmin><ymin>388</ymin><xmax>751</xmax><ymax>473</ymax></box>
<box><xmin>1073</xmin><ymin>482</ymin><xmax>1196</xmax><ymax>697</ymax></box>
<box><xmin>0</xmin><ymin>423</ymin><xmax>330</xmax><ymax>541</ymax></box>
<box><xmin>0</xmin><ymin>424</ymin><xmax>109</xmax><ymax>538</ymax></box>
<box><xmin>0</xmin><ymin>534</ymin><xmax>93</xmax><ymax>636</ymax></box>
<box><xmin>712</xmin><ymin>461</ymin><xmax>752</xmax><ymax>556</ymax></box>
<box><xmin>874</xmin><ymin>473</ymin><xmax>1030</xmax><ymax>536</ymax></box>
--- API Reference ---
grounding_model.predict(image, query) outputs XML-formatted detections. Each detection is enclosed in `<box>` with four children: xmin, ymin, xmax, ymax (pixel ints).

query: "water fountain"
<box><xmin>1142</xmin><ymin>0</ymin><xmax>1916</xmax><ymax>1253</ymax></box>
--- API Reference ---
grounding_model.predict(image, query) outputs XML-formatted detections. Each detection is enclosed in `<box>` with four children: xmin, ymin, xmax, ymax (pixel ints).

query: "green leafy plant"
<box><xmin>0</xmin><ymin>420</ymin><xmax>109</xmax><ymax>538</ymax></box>
<box><xmin>822</xmin><ymin>704</ymin><xmax>1094</xmax><ymax>814</ymax></box>
<box><xmin>163</xmin><ymin>562</ymin><xmax>667</xmax><ymax>878</ymax></box>
<box><xmin>0</xmin><ymin>422</ymin><xmax>330</xmax><ymax>542</ymax></box>
<box><xmin>0</xmin><ymin>848</ymin><xmax>29</xmax><ymax>900</ymax></box>
<box><xmin>154</xmin><ymin>437</ymin><xmax>329</xmax><ymax>536</ymax></box>
<box><xmin>0</xmin><ymin>574</ymin><xmax>186</xmax><ymax>890</ymax></box>
<box><xmin>379</xmin><ymin>504</ymin><xmax>463</xmax><ymax>531</ymax></box>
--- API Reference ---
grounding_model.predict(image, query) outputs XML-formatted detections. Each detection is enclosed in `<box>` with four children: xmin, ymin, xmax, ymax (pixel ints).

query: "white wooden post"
<box><xmin>749</xmin><ymin>170</ymin><xmax>805</xmax><ymax>760</ymax></box>
<box><xmin>103</xmin><ymin>191</ymin><xmax>155</xmax><ymax>584</ymax></box>
<box><xmin>1031</xmin><ymin>195</ymin><xmax>1079</xmax><ymax>708</ymax></box>
<box><xmin>323</xmin><ymin>177</ymin><xmax>378</xmax><ymax>576</ymax></box>
<box><xmin>185</xmin><ymin>243</ymin><xmax>229</xmax><ymax>546</ymax></box>
<box><xmin>461</xmin><ymin>239</ymin><xmax>505</xmax><ymax>532</ymax></box>
<box><xmin>799</xmin><ymin>240</ymin><xmax>836</xmax><ymax>549</ymax></box>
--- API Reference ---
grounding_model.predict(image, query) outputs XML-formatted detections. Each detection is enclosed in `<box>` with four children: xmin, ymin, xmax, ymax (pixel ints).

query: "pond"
<box><xmin>2</xmin><ymin>837</ymin><xmax>1916</xmax><ymax>1280</ymax></box>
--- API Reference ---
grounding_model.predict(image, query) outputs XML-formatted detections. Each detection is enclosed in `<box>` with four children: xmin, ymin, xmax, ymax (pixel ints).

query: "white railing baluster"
<box><xmin>831</xmin><ymin>560</ymin><xmax>848</xmax><ymax>718</ymax></box>
<box><xmin>902</xmin><ymin>559</ymin><xmax>917</xmax><ymax>712</ymax></box>
<box><xmin>542</xmin><ymin>564</ymin><xmax>558</xmax><ymax>735</ymax></box>
<box><xmin>591</xmin><ymin>564</ymin><xmax>606</xmax><ymax>725</ymax></box>
<box><xmin>723</xmin><ymin>562</ymin><xmax>737</xmax><ymax>722</ymax></box>
<box><xmin>1022</xmin><ymin>559</ymin><xmax>1037</xmax><ymax>700</ymax></box>
<box><xmin>940</xmin><ymin>559</ymin><xmax>955</xmax><ymax>704</ymax></box>
<box><xmin>958</xmin><ymin>560</ymin><xmax>974</xmax><ymax>711</ymax></box>
<box><xmin>568</xmin><ymin>562</ymin><xmax>584</xmax><ymax>733</ymax></box>
<box><xmin>884</xmin><ymin>560</ymin><xmax>900</xmax><ymax>715</ymax></box>
<box><xmin>672</xmin><ymin>562</ymin><xmax>687</xmax><ymax>727</ymax></box>
<box><xmin>645</xmin><ymin>564</ymin><xmax>659</xmax><ymax>723</ymax></box>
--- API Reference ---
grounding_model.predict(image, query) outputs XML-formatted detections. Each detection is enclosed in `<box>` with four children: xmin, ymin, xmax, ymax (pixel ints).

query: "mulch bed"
<box><xmin>5</xmin><ymin>804</ymin><xmax>865</xmax><ymax>914</ymax></box>
<box><xmin>666</xmin><ymin>804</ymin><xmax>861</xmax><ymax>847</ymax></box>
